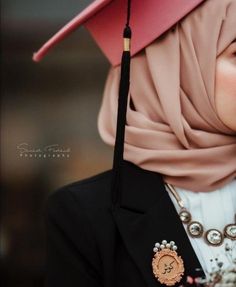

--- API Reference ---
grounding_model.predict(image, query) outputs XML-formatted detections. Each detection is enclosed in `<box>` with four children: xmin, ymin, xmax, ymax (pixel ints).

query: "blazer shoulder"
<box><xmin>60</xmin><ymin>168</ymin><xmax>113</xmax><ymax>190</ymax></box>
<box><xmin>46</xmin><ymin>168</ymin><xmax>113</xmax><ymax>216</ymax></box>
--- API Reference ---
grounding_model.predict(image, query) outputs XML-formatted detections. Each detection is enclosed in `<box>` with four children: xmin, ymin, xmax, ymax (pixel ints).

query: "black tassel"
<box><xmin>112</xmin><ymin>27</ymin><xmax>131</xmax><ymax>172</ymax></box>
<box><xmin>111</xmin><ymin>0</ymin><xmax>132</xmax><ymax>208</ymax></box>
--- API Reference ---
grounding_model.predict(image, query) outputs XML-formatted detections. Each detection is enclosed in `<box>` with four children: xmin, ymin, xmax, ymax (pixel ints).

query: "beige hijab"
<box><xmin>97</xmin><ymin>0</ymin><xmax>236</xmax><ymax>192</ymax></box>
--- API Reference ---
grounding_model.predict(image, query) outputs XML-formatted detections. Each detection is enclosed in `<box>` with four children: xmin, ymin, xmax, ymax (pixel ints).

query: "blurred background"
<box><xmin>1</xmin><ymin>0</ymin><xmax>113</xmax><ymax>285</ymax></box>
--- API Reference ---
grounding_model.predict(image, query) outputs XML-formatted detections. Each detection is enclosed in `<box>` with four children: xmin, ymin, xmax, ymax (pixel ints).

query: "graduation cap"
<box><xmin>32</xmin><ymin>0</ymin><xmax>204</xmax><ymax>66</ymax></box>
<box><xmin>33</xmin><ymin>0</ymin><xmax>205</xmax><ymax>207</ymax></box>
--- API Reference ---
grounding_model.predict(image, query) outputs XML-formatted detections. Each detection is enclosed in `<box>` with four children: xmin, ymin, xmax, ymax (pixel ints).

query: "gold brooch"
<box><xmin>152</xmin><ymin>240</ymin><xmax>185</xmax><ymax>286</ymax></box>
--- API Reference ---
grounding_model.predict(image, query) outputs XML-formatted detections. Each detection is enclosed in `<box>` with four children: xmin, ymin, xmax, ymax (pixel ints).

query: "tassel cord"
<box><xmin>111</xmin><ymin>0</ymin><xmax>132</xmax><ymax>207</ymax></box>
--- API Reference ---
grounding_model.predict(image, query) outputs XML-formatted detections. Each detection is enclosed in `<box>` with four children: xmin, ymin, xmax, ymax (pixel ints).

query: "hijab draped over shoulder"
<box><xmin>97</xmin><ymin>0</ymin><xmax>236</xmax><ymax>192</ymax></box>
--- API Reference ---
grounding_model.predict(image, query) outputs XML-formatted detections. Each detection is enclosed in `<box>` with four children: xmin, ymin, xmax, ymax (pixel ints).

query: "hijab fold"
<box><xmin>97</xmin><ymin>0</ymin><xmax>236</xmax><ymax>192</ymax></box>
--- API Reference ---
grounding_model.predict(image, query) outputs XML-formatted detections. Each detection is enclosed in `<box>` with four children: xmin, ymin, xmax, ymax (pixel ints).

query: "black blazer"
<box><xmin>45</xmin><ymin>160</ymin><xmax>206</xmax><ymax>287</ymax></box>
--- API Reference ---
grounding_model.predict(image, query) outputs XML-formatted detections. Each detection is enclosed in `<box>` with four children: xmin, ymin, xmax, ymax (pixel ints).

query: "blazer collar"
<box><xmin>110</xmin><ymin>160</ymin><xmax>206</xmax><ymax>286</ymax></box>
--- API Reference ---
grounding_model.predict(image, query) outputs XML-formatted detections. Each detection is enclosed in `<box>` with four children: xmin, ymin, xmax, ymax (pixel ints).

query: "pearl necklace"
<box><xmin>165</xmin><ymin>182</ymin><xmax>236</xmax><ymax>247</ymax></box>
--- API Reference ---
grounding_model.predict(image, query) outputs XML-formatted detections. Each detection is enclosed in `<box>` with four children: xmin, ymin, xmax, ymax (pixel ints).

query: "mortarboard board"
<box><xmin>32</xmin><ymin>0</ymin><xmax>205</xmax><ymax>66</ymax></box>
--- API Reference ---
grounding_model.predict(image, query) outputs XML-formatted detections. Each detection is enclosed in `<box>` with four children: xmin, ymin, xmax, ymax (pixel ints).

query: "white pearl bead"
<box><xmin>170</xmin><ymin>241</ymin><xmax>175</xmax><ymax>246</ymax></box>
<box><xmin>160</xmin><ymin>244</ymin><xmax>165</xmax><ymax>249</ymax></box>
<box><xmin>162</xmin><ymin>240</ymin><xmax>167</xmax><ymax>245</ymax></box>
<box><xmin>166</xmin><ymin>243</ymin><xmax>171</xmax><ymax>249</ymax></box>
<box><xmin>153</xmin><ymin>247</ymin><xmax>158</xmax><ymax>252</ymax></box>
<box><xmin>155</xmin><ymin>242</ymin><xmax>160</xmax><ymax>248</ymax></box>
<box><xmin>172</xmin><ymin>245</ymin><xmax>178</xmax><ymax>251</ymax></box>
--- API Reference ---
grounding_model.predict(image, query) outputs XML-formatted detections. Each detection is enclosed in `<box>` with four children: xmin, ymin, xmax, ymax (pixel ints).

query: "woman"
<box><xmin>43</xmin><ymin>0</ymin><xmax>236</xmax><ymax>286</ymax></box>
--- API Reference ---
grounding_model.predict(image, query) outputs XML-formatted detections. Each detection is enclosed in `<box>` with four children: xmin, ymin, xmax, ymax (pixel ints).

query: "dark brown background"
<box><xmin>1</xmin><ymin>1</ymin><xmax>113</xmax><ymax>285</ymax></box>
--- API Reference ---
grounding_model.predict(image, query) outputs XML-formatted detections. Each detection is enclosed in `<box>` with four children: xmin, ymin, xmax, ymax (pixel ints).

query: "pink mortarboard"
<box><xmin>33</xmin><ymin>0</ymin><xmax>205</xmax><ymax>66</ymax></box>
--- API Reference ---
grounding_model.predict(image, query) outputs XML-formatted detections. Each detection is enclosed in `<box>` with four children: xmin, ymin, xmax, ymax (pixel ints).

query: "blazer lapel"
<box><xmin>110</xmin><ymin>160</ymin><xmax>206</xmax><ymax>286</ymax></box>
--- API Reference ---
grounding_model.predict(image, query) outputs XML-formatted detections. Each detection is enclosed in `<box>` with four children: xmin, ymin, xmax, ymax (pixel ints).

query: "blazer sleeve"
<box><xmin>44</xmin><ymin>186</ymin><xmax>103</xmax><ymax>287</ymax></box>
